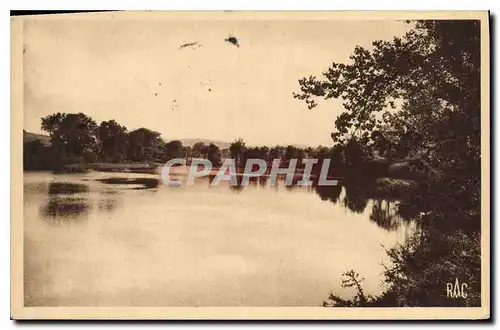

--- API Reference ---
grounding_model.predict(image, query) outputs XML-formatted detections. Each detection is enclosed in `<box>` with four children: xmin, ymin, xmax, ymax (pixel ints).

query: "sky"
<box><xmin>22</xmin><ymin>13</ymin><xmax>411</xmax><ymax>147</ymax></box>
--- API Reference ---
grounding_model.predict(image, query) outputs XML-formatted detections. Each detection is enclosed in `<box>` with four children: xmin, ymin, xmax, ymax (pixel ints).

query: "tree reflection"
<box><xmin>209</xmin><ymin>173</ymin><xmax>415</xmax><ymax>232</ymax></box>
<box><xmin>41</xmin><ymin>182</ymin><xmax>119</xmax><ymax>222</ymax></box>
<box><xmin>248</xmin><ymin>176</ymin><xmax>259</xmax><ymax>186</ymax></box>
<box><xmin>259</xmin><ymin>175</ymin><xmax>268</xmax><ymax>187</ymax></box>
<box><xmin>342</xmin><ymin>183</ymin><xmax>368</xmax><ymax>214</ymax></box>
<box><xmin>41</xmin><ymin>196</ymin><xmax>90</xmax><ymax>221</ymax></box>
<box><xmin>96</xmin><ymin>177</ymin><xmax>159</xmax><ymax>190</ymax></box>
<box><xmin>312</xmin><ymin>180</ymin><xmax>414</xmax><ymax>232</ymax></box>
<box><xmin>315</xmin><ymin>184</ymin><xmax>342</xmax><ymax>203</ymax></box>
<box><xmin>42</xmin><ymin>182</ymin><xmax>91</xmax><ymax>221</ymax></box>
<box><xmin>48</xmin><ymin>182</ymin><xmax>88</xmax><ymax>195</ymax></box>
<box><xmin>370</xmin><ymin>199</ymin><xmax>402</xmax><ymax>231</ymax></box>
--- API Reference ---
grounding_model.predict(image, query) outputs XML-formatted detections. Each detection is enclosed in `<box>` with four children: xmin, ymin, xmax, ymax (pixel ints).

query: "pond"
<box><xmin>23</xmin><ymin>168</ymin><xmax>415</xmax><ymax>306</ymax></box>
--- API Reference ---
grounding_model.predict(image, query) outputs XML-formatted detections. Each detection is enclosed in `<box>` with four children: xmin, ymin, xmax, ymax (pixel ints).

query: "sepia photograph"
<box><xmin>11</xmin><ymin>11</ymin><xmax>490</xmax><ymax>320</ymax></box>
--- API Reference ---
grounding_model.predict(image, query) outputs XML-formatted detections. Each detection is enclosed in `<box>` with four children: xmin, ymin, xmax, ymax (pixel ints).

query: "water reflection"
<box><xmin>40</xmin><ymin>173</ymin><xmax>414</xmax><ymax>232</ymax></box>
<box><xmin>42</xmin><ymin>196</ymin><xmax>90</xmax><ymax>221</ymax></box>
<box><xmin>370</xmin><ymin>199</ymin><xmax>404</xmax><ymax>231</ymax></box>
<box><xmin>48</xmin><ymin>182</ymin><xmax>89</xmax><ymax>195</ymax></box>
<box><xmin>40</xmin><ymin>181</ymin><xmax>121</xmax><ymax>222</ymax></box>
<box><xmin>315</xmin><ymin>184</ymin><xmax>342</xmax><ymax>204</ymax></box>
<box><xmin>41</xmin><ymin>182</ymin><xmax>91</xmax><ymax>222</ymax></box>
<box><xmin>204</xmin><ymin>175</ymin><xmax>413</xmax><ymax>232</ymax></box>
<box><xmin>96</xmin><ymin>177</ymin><xmax>159</xmax><ymax>190</ymax></box>
<box><xmin>40</xmin><ymin>176</ymin><xmax>159</xmax><ymax>222</ymax></box>
<box><xmin>207</xmin><ymin>173</ymin><xmax>245</xmax><ymax>192</ymax></box>
<box><xmin>313</xmin><ymin>180</ymin><xmax>413</xmax><ymax>232</ymax></box>
<box><xmin>342</xmin><ymin>184</ymin><xmax>369</xmax><ymax>214</ymax></box>
<box><xmin>25</xmin><ymin>171</ymin><xmax>413</xmax><ymax>306</ymax></box>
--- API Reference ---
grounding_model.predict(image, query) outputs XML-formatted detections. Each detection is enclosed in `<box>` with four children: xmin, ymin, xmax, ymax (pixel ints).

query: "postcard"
<box><xmin>11</xmin><ymin>10</ymin><xmax>490</xmax><ymax>320</ymax></box>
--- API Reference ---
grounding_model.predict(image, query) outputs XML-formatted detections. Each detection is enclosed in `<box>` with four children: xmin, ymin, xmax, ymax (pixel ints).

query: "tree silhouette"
<box><xmin>229</xmin><ymin>138</ymin><xmax>246</xmax><ymax>167</ymax></box>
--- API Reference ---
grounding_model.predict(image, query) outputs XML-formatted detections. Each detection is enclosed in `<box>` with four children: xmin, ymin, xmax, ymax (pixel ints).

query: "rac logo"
<box><xmin>446</xmin><ymin>278</ymin><xmax>468</xmax><ymax>299</ymax></box>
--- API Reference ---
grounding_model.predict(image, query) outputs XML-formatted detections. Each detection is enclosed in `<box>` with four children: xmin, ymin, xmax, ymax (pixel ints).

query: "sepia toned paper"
<box><xmin>11</xmin><ymin>10</ymin><xmax>490</xmax><ymax>320</ymax></box>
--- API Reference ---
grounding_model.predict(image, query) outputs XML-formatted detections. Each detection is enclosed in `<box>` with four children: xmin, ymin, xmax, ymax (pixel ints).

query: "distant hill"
<box><xmin>23</xmin><ymin>130</ymin><xmax>51</xmax><ymax>146</ymax></box>
<box><xmin>168</xmin><ymin>138</ymin><xmax>231</xmax><ymax>150</ymax></box>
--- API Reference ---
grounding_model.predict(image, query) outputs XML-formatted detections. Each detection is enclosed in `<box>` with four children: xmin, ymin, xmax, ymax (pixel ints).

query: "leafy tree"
<box><xmin>315</xmin><ymin>145</ymin><xmax>330</xmax><ymax>159</ymax></box>
<box><xmin>241</xmin><ymin>147</ymin><xmax>261</xmax><ymax>165</ymax></box>
<box><xmin>200</xmin><ymin>144</ymin><xmax>210</xmax><ymax>158</ymax></box>
<box><xmin>41</xmin><ymin>112</ymin><xmax>98</xmax><ymax>164</ymax></box>
<box><xmin>207</xmin><ymin>143</ymin><xmax>221</xmax><ymax>166</ymax></box>
<box><xmin>192</xmin><ymin>142</ymin><xmax>207</xmax><ymax>158</ymax></box>
<box><xmin>182</xmin><ymin>145</ymin><xmax>192</xmax><ymax>159</ymax></box>
<box><xmin>294</xmin><ymin>20</ymin><xmax>479</xmax><ymax>160</ymax></box>
<box><xmin>98</xmin><ymin>120</ymin><xmax>129</xmax><ymax>162</ymax></box>
<box><xmin>269</xmin><ymin>145</ymin><xmax>284</xmax><ymax>161</ymax></box>
<box><xmin>229</xmin><ymin>138</ymin><xmax>246</xmax><ymax>166</ymax></box>
<box><xmin>127</xmin><ymin>128</ymin><xmax>161</xmax><ymax>162</ymax></box>
<box><xmin>164</xmin><ymin>140</ymin><xmax>184</xmax><ymax>161</ymax></box>
<box><xmin>305</xmin><ymin>147</ymin><xmax>314</xmax><ymax>158</ymax></box>
<box><xmin>259</xmin><ymin>146</ymin><xmax>270</xmax><ymax>163</ymax></box>
<box><xmin>23</xmin><ymin>140</ymin><xmax>53</xmax><ymax>170</ymax></box>
<box><xmin>296</xmin><ymin>20</ymin><xmax>481</xmax><ymax>306</ymax></box>
<box><xmin>284</xmin><ymin>145</ymin><xmax>298</xmax><ymax>162</ymax></box>
<box><xmin>295</xmin><ymin>20</ymin><xmax>480</xmax><ymax>230</ymax></box>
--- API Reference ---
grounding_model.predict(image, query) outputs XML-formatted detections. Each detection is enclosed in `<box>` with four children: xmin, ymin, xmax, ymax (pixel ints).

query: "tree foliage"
<box><xmin>127</xmin><ymin>128</ymin><xmax>162</xmax><ymax>162</ymax></box>
<box><xmin>295</xmin><ymin>20</ymin><xmax>482</xmax><ymax>307</ymax></box>
<box><xmin>229</xmin><ymin>138</ymin><xmax>246</xmax><ymax>166</ymax></box>
<box><xmin>98</xmin><ymin>120</ymin><xmax>129</xmax><ymax>162</ymax></box>
<box><xmin>207</xmin><ymin>143</ymin><xmax>221</xmax><ymax>166</ymax></box>
<box><xmin>41</xmin><ymin>112</ymin><xmax>99</xmax><ymax>165</ymax></box>
<box><xmin>164</xmin><ymin>140</ymin><xmax>184</xmax><ymax>161</ymax></box>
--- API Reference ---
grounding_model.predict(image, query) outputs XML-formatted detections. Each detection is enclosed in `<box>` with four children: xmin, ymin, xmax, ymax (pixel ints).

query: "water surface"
<box><xmin>24</xmin><ymin>169</ymin><xmax>413</xmax><ymax>306</ymax></box>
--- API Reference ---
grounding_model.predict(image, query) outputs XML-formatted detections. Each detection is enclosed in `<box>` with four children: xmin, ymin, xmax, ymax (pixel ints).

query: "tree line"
<box><xmin>24</xmin><ymin>113</ymin><xmax>359</xmax><ymax>173</ymax></box>
<box><xmin>23</xmin><ymin>113</ymin><xmax>217</xmax><ymax>171</ymax></box>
